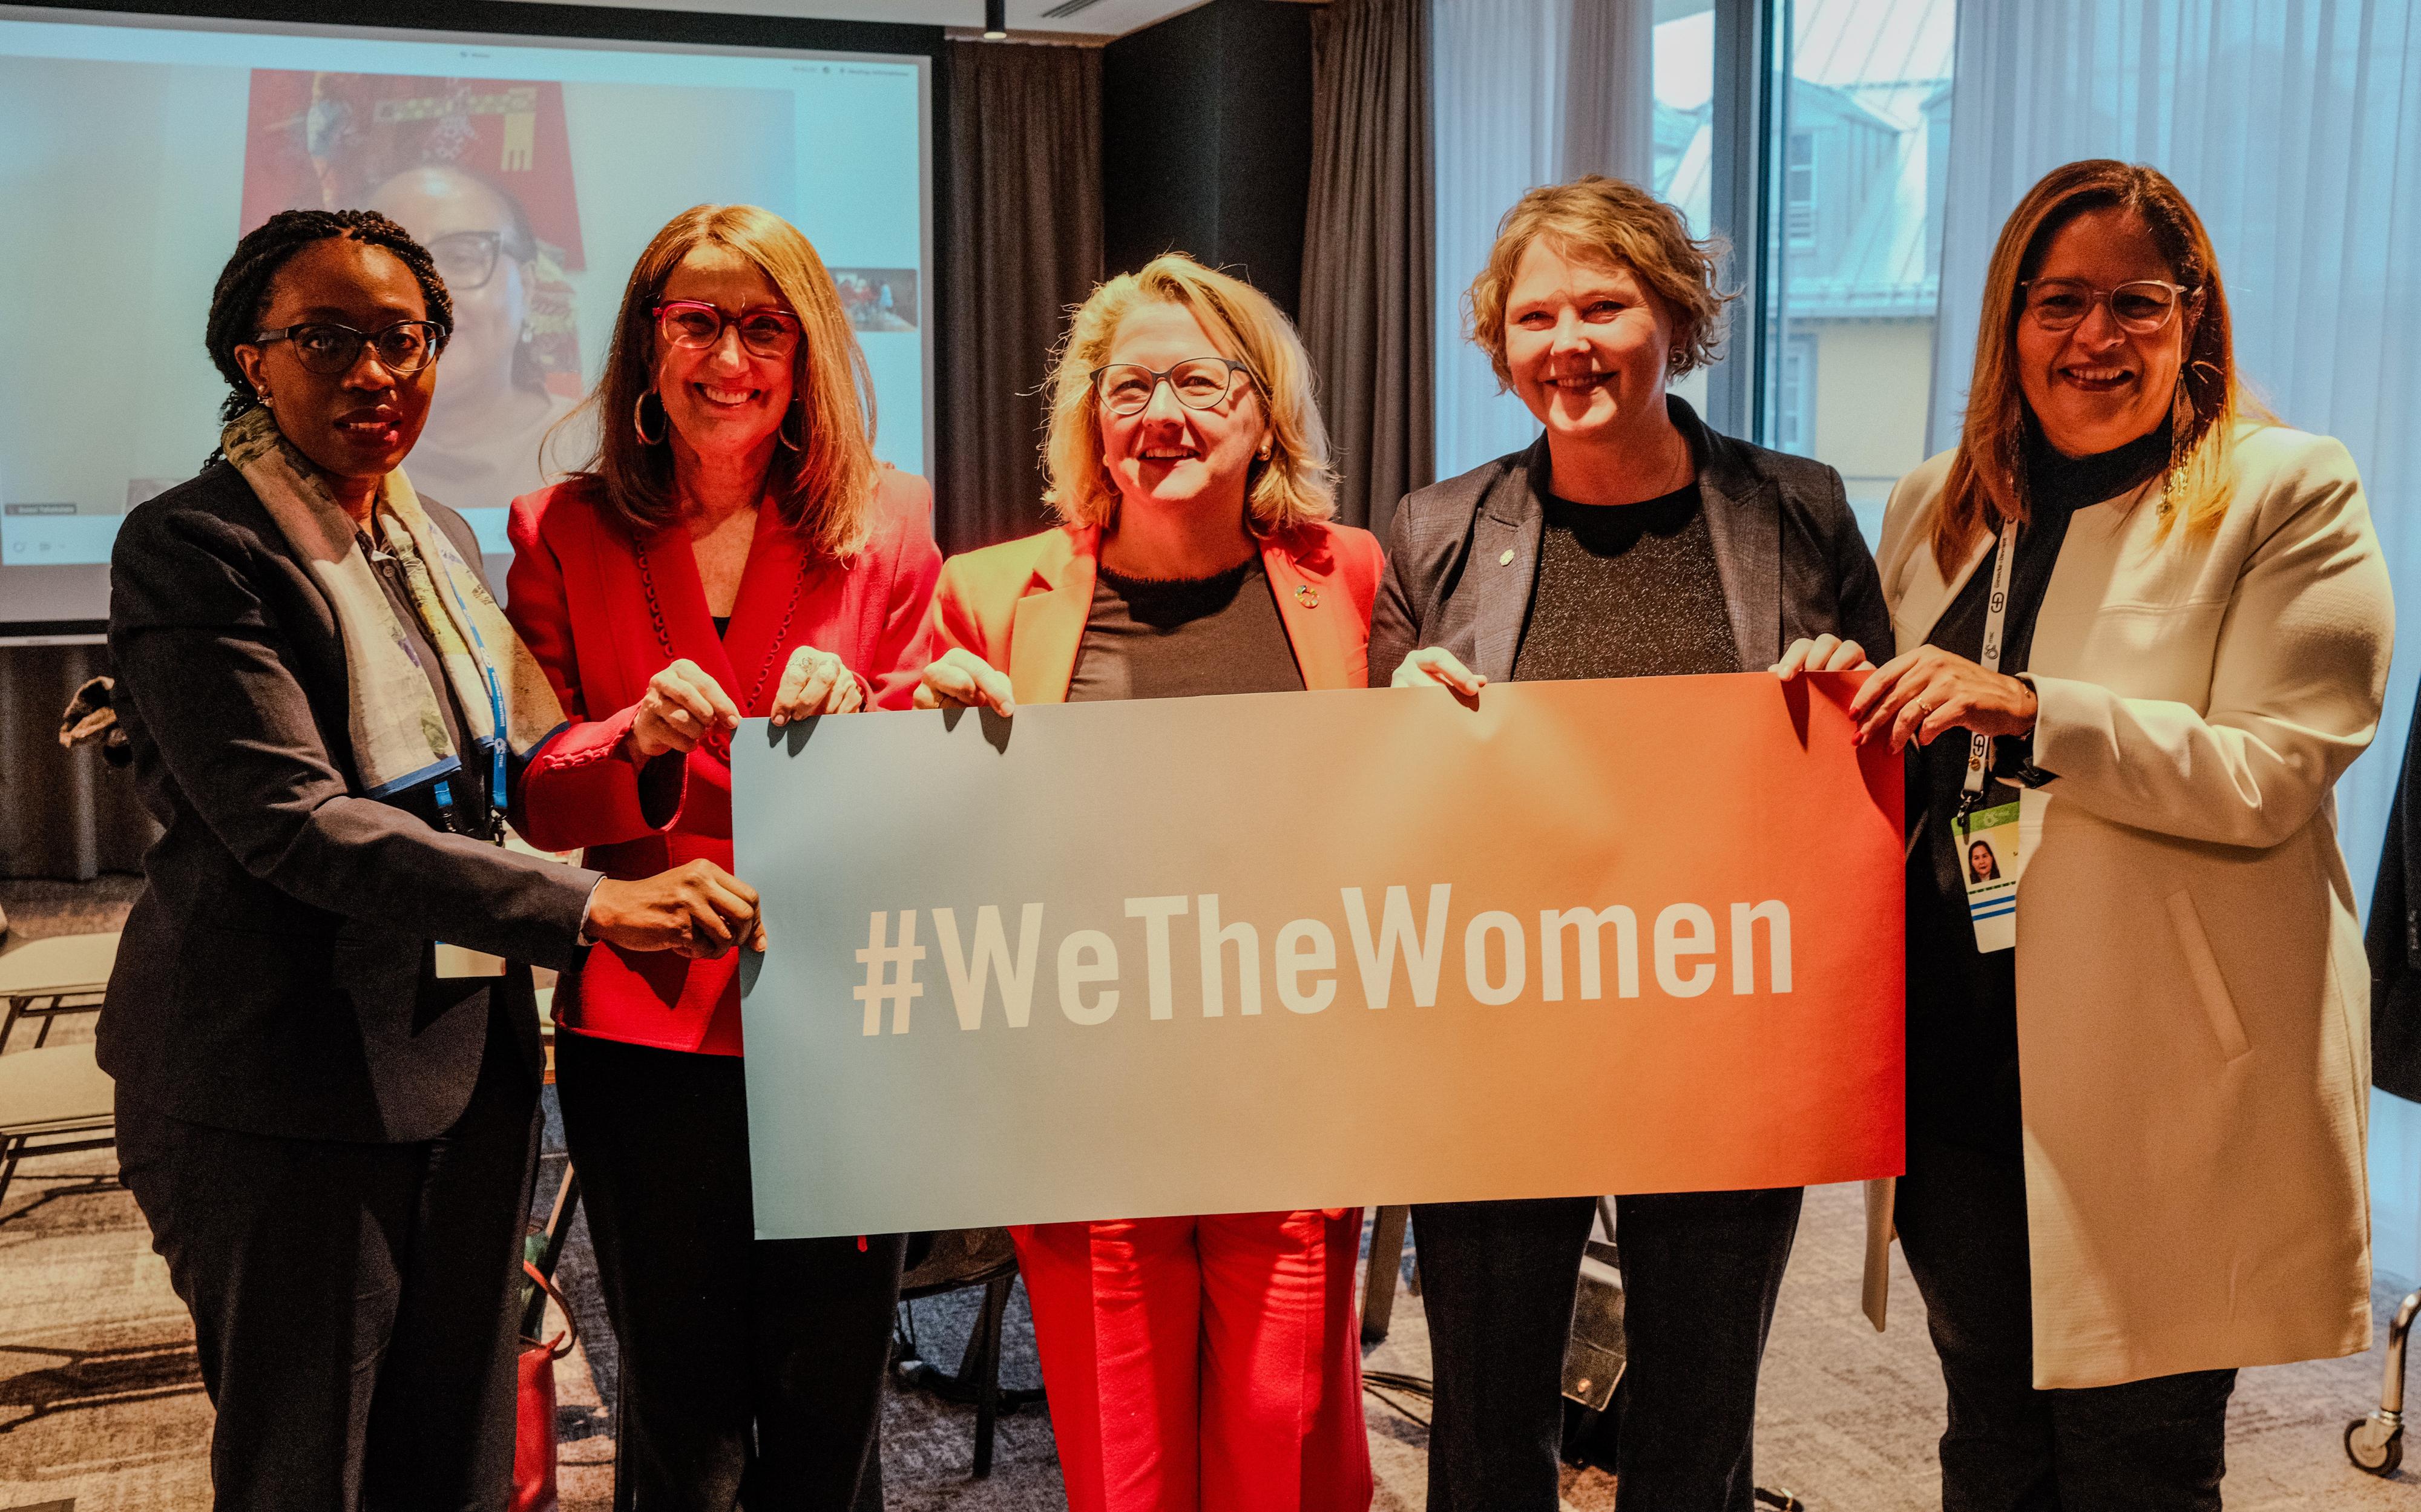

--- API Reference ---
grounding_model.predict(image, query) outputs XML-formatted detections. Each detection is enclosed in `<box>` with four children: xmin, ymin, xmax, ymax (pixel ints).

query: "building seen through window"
<box><xmin>1775</xmin><ymin>0</ymin><xmax>1957</xmax><ymax>540</ymax></box>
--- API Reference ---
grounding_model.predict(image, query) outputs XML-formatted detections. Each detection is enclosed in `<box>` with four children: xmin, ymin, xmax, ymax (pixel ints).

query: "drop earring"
<box><xmin>777</xmin><ymin>399</ymin><xmax>805</xmax><ymax>452</ymax></box>
<box><xmin>634</xmin><ymin>390</ymin><xmax>666</xmax><ymax>445</ymax></box>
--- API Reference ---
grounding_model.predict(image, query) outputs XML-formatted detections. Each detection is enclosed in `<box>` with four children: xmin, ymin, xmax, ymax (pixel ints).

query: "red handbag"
<box><xmin>513</xmin><ymin>1260</ymin><xmax>580</xmax><ymax>1512</ymax></box>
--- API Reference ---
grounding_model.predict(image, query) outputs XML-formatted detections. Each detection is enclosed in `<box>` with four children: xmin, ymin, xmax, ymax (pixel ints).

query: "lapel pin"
<box><xmin>1499</xmin><ymin>548</ymin><xmax>1515</xmax><ymax>566</ymax></box>
<box><xmin>1294</xmin><ymin>582</ymin><xmax>1320</xmax><ymax>608</ymax></box>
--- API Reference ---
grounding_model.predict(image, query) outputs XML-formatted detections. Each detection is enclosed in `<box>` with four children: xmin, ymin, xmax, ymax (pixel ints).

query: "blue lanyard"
<box><xmin>389</xmin><ymin>511</ymin><xmax>510</xmax><ymax>837</ymax></box>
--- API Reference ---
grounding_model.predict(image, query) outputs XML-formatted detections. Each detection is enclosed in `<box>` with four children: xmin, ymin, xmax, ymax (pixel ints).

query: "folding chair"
<box><xmin>0</xmin><ymin>932</ymin><xmax>119</xmax><ymax>1050</ymax></box>
<box><xmin>0</xmin><ymin>1040</ymin><xmax>116</xmax><ymax>1216</ymax></box>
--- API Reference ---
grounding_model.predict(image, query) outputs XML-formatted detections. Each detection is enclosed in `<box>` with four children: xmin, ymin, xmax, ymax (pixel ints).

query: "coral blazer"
<box><xmin>928</xmin><ymin>521</ymin><xmax>1384</xmax><ymax>700</ymax></box>
<box><xmin>508</xmin><ymin>470</ymin><xmax>942</xmax><ymax>1054</ymax></box>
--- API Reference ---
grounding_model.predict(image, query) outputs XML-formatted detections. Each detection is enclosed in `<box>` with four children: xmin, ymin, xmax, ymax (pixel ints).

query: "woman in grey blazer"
<box><xmin>1372</xmin><ymin>176</ymin><xmax>1887</xmax><ymax>1512</ymax></box>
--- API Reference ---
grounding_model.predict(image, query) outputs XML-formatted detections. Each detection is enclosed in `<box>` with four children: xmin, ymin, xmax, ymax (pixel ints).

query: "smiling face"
<box><xmin>2015</xmin><ymin>206</ymin><xmax>2193</xmax><ymax>458</ymax></box>
<box><xmin>652</xmin><ymin>243</ymin><xmax>797</xmax><ymax>468</ymax></box>
<box><xmin>1503</xmin><ymin>237</ymin><xmax>1675</xmax><ymax>444</ymax></box>
<box><xmin>1096</xmin><ymin>300</ymin><xmax>1267</xmax><ymax>525</ymax></box>
<box><xmin>231</xmin><ymin>236</ymin><xmax>435</xmax><ymax>485</ymax></box>
<box><xmin>368</xmin><ymin>166</ymin><xmax>528</xmax><ymax>414</ymax></box>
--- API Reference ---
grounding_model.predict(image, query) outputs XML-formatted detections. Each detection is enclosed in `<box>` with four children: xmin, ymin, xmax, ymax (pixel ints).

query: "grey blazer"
<box><xmin>1370</xmin><ymin>396</ymin><xmax>1890</xmax><ymax>685</ymax></box>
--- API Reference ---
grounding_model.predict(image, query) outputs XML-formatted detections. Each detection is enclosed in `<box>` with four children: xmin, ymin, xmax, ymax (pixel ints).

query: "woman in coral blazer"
<box><xmin>918</xmin><ymin>255</ymin><xmax>1378</xmax><ymax>1512</ymax></box>
<box><xmin>507</xmin><ymin>206</ymin><xmax>938</xmax><ymax>1509</ymax></box>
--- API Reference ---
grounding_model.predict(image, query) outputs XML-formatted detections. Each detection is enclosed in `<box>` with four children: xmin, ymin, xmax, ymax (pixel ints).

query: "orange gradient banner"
<box><xmin>733</xmin><ymin>672</ymin><xmax>1905</xmax><ymax>1238</ymax></box>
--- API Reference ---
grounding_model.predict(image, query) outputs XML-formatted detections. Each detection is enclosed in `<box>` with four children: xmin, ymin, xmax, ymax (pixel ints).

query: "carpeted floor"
<box><xmin>3</xmin><ymin>878</ymin><xmax>2417</xmax><ymax>1510</ymax></box>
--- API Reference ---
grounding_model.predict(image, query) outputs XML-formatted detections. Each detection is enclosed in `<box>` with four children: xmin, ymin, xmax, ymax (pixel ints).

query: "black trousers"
<box><xmin>1413</xmin><ymin>1186</ymin><xmax>1803</xmax><ymax>1512</ymax></box>
<box><xmin>1895</xmin><ymin>1134</ymin><xmax>2236</xmax><ymax>1512</ymax></box>
<box><xmin>555</xmin><ymin>1030</ymin><xmax>905</xmax><ymax>1512</ymax></box>
<box><xmin>116</xmin><ymin>1010</ymin><xmax>540</xmax><ymax>1512</ymax></box>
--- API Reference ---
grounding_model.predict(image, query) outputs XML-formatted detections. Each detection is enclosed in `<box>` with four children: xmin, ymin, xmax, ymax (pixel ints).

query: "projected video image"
<box><xmin>0</xmin><ymin>11</ymin><xmax>930</xmax><ymax>614</ymax></box>
<box><xmin>235</xmin><ymin>69</ymin><xmax>800</xmax><ymax>517</ymax></box>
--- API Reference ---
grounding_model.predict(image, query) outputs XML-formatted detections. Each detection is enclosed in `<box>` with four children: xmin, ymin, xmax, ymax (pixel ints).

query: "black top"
<box><xmin>712</xmin><ymin>614</ymin><xmax>731</xmax><ymax>640</ymax></box>
<box><xmin>1906</xmin><ymin>422</ymin><xmax>2170</xmax><ymax>1157</ymax></box>
<box><xmin>1066</xmin><ymin>554</ymin><xmax>1306</xmax><ymax>702</ymax></box>
<box><xmin>1511</xmin><ymin>482</ymin><xmax>1738</xmax><ymax>682</ymax></box>
<box><xmin>1369</xmin><ymin>397</ymin><xmax>1890</xmax><ymax>689</ymax></box>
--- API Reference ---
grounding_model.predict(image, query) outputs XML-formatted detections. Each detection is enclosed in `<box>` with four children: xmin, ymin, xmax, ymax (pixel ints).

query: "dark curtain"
<box><xmin>1300</xmin><ymin>0</ymin><xmax>1435</xmax><ymax>541</ymax></box>
<box><xmin>1</xmin><ymin>642</ymin><xmax>156</xmax><ymax>880</ymax></box>
<box><xmin>938</xmin><ymin>40</ymin><xmax>1105</xmax><ymax>556</ymax></box>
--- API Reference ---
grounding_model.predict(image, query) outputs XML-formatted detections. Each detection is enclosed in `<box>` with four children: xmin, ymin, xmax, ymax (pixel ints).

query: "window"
<box><xmin>1767</xmin><ymin>0</ymin><xmax>1957</xmax><ymax>547</ymax></box>
<box><xmin>1776</xmin><ymin>335</ymin><xmax>1815</xmax><ymax>453</ymax></box>
<box><xmin>1785</xmin><ymin>130</ymin><xmax>1815</xmax><ymax>248</ymax></box>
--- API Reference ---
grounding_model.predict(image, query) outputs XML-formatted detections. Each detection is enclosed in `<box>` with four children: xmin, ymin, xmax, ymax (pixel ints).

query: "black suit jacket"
<box><xmin>103</xmin><ymin>459</ymin><xmax>599</xmax><ymax>1143</ymax></box>
<box><xmin>2368</xmin><ymin>680</ymin><xmax>2421</xmax><ymax>1103</ymax></box>
<box><xmin>1370</xmin><ymin>396</ymin><xmax>1891</xmax><ymax>685</ymax></box>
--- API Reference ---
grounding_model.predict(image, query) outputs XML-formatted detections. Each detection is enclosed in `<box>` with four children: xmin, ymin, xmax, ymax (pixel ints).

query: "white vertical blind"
<box><xmin>1431</xmin><ymin>0</ymin><xmax>1656</xmax><ymax>482</ymax></box>
<box><xmin>1934</xmin><ymin>0</ymin><xmax>2421</xmax><ymax>1281</ymax></box>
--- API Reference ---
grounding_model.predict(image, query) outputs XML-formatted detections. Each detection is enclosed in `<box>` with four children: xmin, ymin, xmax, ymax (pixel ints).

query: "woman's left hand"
<box><xmin>769</xmin><ymin>645</ymin><xmax>865</xmax><ymax>725</ymax></box>
<box><xmin>1849</xmin><ymin>644</ymin><xmax>2038</xmax><ymax>751</ymax></box>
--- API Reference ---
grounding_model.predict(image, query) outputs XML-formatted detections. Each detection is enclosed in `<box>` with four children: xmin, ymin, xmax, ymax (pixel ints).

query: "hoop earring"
<box><xmin>777</xmin><ymin>399</ymin><xmax>805</xmax><ymax>453</ymax></box>
<box><xmin>633</xmin><ymin>390</ymin><xmax>666</xmax><ymax>446</ymax></box>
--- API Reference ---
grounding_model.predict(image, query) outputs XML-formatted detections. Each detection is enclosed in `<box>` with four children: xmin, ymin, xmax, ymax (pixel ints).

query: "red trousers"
<box><xmin>1011</xmin><ymin>1209</ymin><xmax>1373</xmax><ymax>1512</ymax></box>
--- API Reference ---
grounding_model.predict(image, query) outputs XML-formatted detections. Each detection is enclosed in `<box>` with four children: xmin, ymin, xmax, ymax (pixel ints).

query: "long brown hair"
<box><xmin>572</xmin><ymin>204</ymin><xmax>879</xmax><ymax>559</ymax></box>
<box><xmin>1933</xmin><ymin>160</ymin><xmax>2250</xmax><ymax>574</ymax></box>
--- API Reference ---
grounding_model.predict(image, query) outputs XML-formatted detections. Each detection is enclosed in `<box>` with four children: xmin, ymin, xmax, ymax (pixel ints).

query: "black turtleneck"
<box><xmin>1905</xmin><ymin>421</ymin><xmax>2170</xmax><ymax>1159</ymax></box>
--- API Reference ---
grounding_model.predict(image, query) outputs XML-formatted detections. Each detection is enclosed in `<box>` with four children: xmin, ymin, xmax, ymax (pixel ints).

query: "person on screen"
<box><xmin>367</xmin><ymin>165</ymin><xmax>580</xmax><ymax>513</ymax></box>
<box><xmin>1966</xmin><ymin>840</ymin><xmax>2001</xmax><ymax>883</ymax></box>
<box><xmin>1373</xmin><ymin>176</ymin><xmax>1890</xmax><ymax>1512</ymax></box>
<box><xmin>102</xmin><ymin>208</ymin><xmax>763</xmax><ymax>1510</ymax></box>
<box><xmin>913</xmin><ymin>254</ymin><xmax>1379</xmax><ymax>1512</ymax></box>
<box><xmin>505</xmin><ymin>203</ymin><xmax>939</xmax><ymax>1509</ymax></box>
<box><xmin>1781</xmin><ymin>159</ymin><xmax>2389</xmax><ymax>1508</ymax></box>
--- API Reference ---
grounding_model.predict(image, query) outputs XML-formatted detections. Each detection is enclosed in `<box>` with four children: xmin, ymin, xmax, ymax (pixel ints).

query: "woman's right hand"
<box><xmin>630</xmin><ymin>659</ymin><xmax>741</xmax><ymax>759</ymax></box>
<box><xmin>585</xmin><ymin>860</ymin><xmax>763</xmax><ymax>958</ymax></box>
<box><xmin>1772</xmin><ymin>635</ymin><xmax>1874</xmax><ymax>680</ymax></box>
<box><xmin>1392</xmin><ymin>646</ymin><xmax>1487</xmax><ymax>696</ymax></box>
<box><xmin>913</xmin><ymin>648</ymin><xmax>1016</xmax><ymax>716</ymax></box>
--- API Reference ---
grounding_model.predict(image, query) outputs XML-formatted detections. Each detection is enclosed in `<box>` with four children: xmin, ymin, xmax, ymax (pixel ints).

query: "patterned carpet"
<box><xmin>2</xmin><ymin>878</ymin><xmax>2416</xmax><ymax>1510</ymax></box>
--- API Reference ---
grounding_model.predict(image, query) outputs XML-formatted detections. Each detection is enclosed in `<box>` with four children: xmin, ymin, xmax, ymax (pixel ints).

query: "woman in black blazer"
<box><xmin>103</xmin><ymin>209</ymin><xmax>758</xmax><ymax>1511</ymax></box>
<box><xmin>1372</xmin><ymin>176</ymin><xmax>1887</xmax><ymax>1512</ymax></box>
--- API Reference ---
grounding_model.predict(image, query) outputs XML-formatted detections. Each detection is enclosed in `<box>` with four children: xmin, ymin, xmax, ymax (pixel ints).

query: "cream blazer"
<box><xmin>1866</xmin><ymin>424</ymin><xmax>2393</xmax><ymax>1389</ymax></box>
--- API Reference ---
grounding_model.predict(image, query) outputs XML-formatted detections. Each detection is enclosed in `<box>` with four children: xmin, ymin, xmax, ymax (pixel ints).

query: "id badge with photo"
<box><xmin>1956</xmin><ymin>801</ymin><xmax>2020</xmax><ymax>954</ymax></box>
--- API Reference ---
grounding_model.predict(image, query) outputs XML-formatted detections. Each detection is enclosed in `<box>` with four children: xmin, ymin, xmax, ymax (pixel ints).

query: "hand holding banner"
<box><xmin>734</xmin><ymin>672</ymin><xmax>1903</xmax><ymax>1239</ymax></box>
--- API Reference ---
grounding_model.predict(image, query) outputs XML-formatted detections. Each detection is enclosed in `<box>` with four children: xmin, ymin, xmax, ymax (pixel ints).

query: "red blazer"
<box><xmin>508</xmin><ymin>470</ymin><xmax>941</xmax><ymax>1054</ymax></box>
<box><xmin>929</xmin><ymin>521</ymin><xmax>1384</xmax><ymax>699</ymax></box>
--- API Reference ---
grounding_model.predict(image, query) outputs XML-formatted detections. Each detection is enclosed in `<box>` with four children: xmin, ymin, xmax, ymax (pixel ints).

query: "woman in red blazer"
<box><xmin>507</xmin><ymin>205</ymin><xmax>938</xmax><ymax>1510</ymax></box>
<box><xmin>919</xmin><ymin>254</ymin><xmax>1379</xmax><ymax>1512</ymax></box>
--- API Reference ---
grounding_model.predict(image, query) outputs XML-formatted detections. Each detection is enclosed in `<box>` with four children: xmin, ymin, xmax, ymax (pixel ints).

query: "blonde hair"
<box><xmin>1467</xmin><ymin>174</ymin><xmax>1733</xmax><ymax>384</ymax></box>
<box><xmin>1933</xmin><ymin>160</ymin><xmax>2255</xmax><ymax>574</ymax></box>
<box><xmin>1042</xmin><ymin>254</ymin><xmax>1336</xmax><ymax>534</ymax></box>
<box><xmin>573</xmin><ymin>203</ymin><xmax>879</xmax><ymax>559</ymax></box>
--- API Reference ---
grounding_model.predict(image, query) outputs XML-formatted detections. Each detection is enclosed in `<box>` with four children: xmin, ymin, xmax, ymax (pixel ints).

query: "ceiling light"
<box><xmin>984</xmin><ymin>0</ymin><xmax>1007</xmax><ymax>39</ymax></box>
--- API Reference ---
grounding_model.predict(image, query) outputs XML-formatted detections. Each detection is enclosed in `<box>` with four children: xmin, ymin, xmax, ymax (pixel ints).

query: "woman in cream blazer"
<box><xmin>1816</xmin><ymin>161</ymin><xmax>2392</xmax><ymax>1509</ymax></box>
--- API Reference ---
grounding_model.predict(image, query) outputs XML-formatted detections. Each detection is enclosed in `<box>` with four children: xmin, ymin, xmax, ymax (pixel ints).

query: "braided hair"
<box><xmin>204</xmin><ymin>208</ymin><xmax>455</xmax><ymax>433</ymax></box>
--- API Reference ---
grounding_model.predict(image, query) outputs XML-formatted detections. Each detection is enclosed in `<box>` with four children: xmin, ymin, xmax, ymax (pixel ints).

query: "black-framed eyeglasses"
<box><xmin>427</xmin><ymin>231</ymin><xmax>527</xmax><ymax>292</ymax></box>
<box><xmin>251</xmin><ymin>320</ymin><xmax>445</xmax><ymax>376</ymax></box>
<box><xmin>2018</xmin><ymin>278</ymin><xmax>2198</xmax><ymax>334</ymax></box>
<box><xmin>1090</xmin><ymin>357</ymin><xmax>1256</xmax><ymax>418</ymax></box>
<box><xmin>652</xmin><ymin>300</ymin><xmax>803</xmax><ymax>358</ymax></box>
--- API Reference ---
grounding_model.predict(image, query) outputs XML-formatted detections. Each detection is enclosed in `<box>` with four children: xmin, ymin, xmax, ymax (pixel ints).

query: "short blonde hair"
<box><xmin>1043</xmin><ymin>254</ymin><xmax>1336</xmax><ymax>534</ymax></box>
<box><xmin>1466</xmin><ymin>174</ymin><xmax>1733</xmax><ymax>384</ymax></box>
